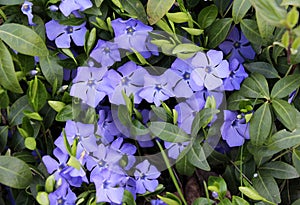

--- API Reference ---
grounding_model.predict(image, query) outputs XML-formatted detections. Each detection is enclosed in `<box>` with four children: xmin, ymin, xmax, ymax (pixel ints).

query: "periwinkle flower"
<box><xmin>45</xmin><ymin>20</ymin><xmax>87</xmax><ymax>48</ymax></box>
<box><xmin>164</xmin><ymin>141</ymin><xmax>190</xmax><ymax>159</ymax></box>
<box><xmin>219</xmin><ymin>27</ymin><xmax>255</xmax><ymax>63</ymax></box>
<box><xmin>90</xmin><ymin>40</ymin><xmax>121</xmax><ymax>67</ymax></box>
<box><xmin>134</xmin><ymin>160</ymin><xmax>160</xmax><ymax>194</ymax></box>
<box><xmin>59</xmin><ymin>0</ymin><xmax>93</xmax><ymax>17</ymax></box>
<box><xmin>151</xmin><ymin>199</ymin><xmax>167</xmax><ymax>205</ymax></box>
<box><xmin>223</xmin><ymin>58</ymin><xmax>248</xmax><ymax>91</ymax></box>
<box><xmin>111</xmin><ymin>137</ymin><xmax>136</xmax><ymax>170</ymax></box>
<box><xmin>191</xmin><ymin>50</ymin><xmax>230</xmax><ymax>90</ymax></box>
<box><xmin>48</xmin><ymin>182</ymin><xmax>77</xmax><ymax>205</ymax></box>
<box><xmin>21</xmin><ymin>1</ymin><xmax>35</xmax><ymax>26</ymax></box>
<box><xmin>220</xmin><ymin>110</ymin><xmax>250</xmax><ymax>147</ymax></box>
<box><xmin>70</xmin><ymin>66</ymin><xmax>110</xmax><ymax>108</ymax></box>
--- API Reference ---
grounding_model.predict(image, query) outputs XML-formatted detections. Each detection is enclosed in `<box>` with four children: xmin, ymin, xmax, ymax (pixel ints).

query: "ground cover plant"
<box><xmin>0</xmin><ymin>0</ymin><xmax>300</xmax><ymax>204</ymax></box>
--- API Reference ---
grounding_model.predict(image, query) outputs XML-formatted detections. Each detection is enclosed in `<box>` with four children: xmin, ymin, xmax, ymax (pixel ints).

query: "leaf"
<box><xmin>240</xmin><ymin>73</ymin><xmax>270</xmax><ymax>99</ymax></box>
<box><xmin>176</xmin><ymin>155</ymin><xmax>195</xmax><ymax>176</ymax></box>
<box><xmin>267</xmin><ymin>129</ymin><xmax>300</xmax><ymax>151</ymax></box>
<box><xmin>252</xmin><ymin>172</ymin><xmax>281</xmax><ymax>204</ymax></box>
<box><xmin>271</xmin><ymin>74</ymin><xmax>300</xmax><ymax>98</ymax></box>
<box><xmin>0</xmin><ymin>126</ymin><xmax>8</xmax><ymax>153</ymax></box>
<box><xmin>0</xmin><ymin>0</ymin><xmax>23</xmax><ymax>5</ymax></box>
<box><xmin>256</xmin><ymin>12</ymin><xmax>275</xmax><ymax>41</ymax></box>
<box><xmin>8</xmin><ymin>96</ymin><xmax>33</xmax><ymax>126</ymax></box>
<box><xmin>148</xmin><ymin>122</ymin><xmax>190</xmax><ymax>142</ymax></box>
<box><xmin>27</xmin><ymin>76</ymin><xmax>48</xmax><ymax>112</ymax></box>
<box><xmin>272</xmin><ymin>99</ymin><xmax>297</xmax><ymax>131</ymax></box>
<box><xmin>232</xmin><ymin>196</ymin><xmax>250</xmax><ymax>205</ymax></box>
<box><xmin>208</xmin><ymin>176</ymin><xmax>227</xmax><ymax>198</ymax></box>
<box><xmin>197</xmin><ymin>5</ymin><xmax>218</xmax><ymax>29</ymax></box>
<box><xmin>0</xmin><ymin>156</ymin><xmax>32</xmax><ymax>189</ymax></box>
<box><xmin>0</xmin><ymin>40</ymin><xmax>23</xmax><ymax>93</ymax></box>
<box><xmin>24</xmin><ymin>137</ymin><xmax>36</xmax><ymax>150</ymax></box>
<box><xmin>193</xmin><ymin>198</ymin><xmax>215</xmax><ymax>205</ymax></box>
<box><xmin>213</xmin><ymin>0</ymin><xmax>232</xmax><ymax>17</ymax></box>
<box><xmin>292</xmin><ymin>149</ymin><xmax>300</xmax><ymax>175</ymax></box>
<box><xmin>232</xmin><ymin>0</ymin><xmax>252</xmax><ymax>24</ymax></box>
<box><xmin>240</xmin><ymin>19</ymin><xmax>263</xmax><ymax>45</ymax></box>
<box><xmin>238</xmin><ymin>187</ymin><xmax>266</xmax><ymax>201</ymax></box>
<box><xmin>206</xmin><ymin>18</ymin><xmax>233</xmax><ymax>48</ymax></box>
<box><xmin>120</xmin><ymin>0</ymin><xmax>147</xmax><ymax>23</ymax></box>
<box><xmin>122</xmin><ymin>190</ymin><xmax>136</xmax><ymax>205</ymax></box>
<box><xmin>166</xmin><ymin>12</ymin><xmax>189</xmax><ymax>23</ymax></box>
<box><xmin>260</xmin><ymin>161</ymin><xmax>299</xmax><ymax>179</ymax></box>
<box><xmin>55</xmin><ymin>105</ymin><xmax>73</xmax><ymax>122</ymax></box>
<box><xmin>23</xmin><ymin>111</ymin><xmax>43</xmax><ymax>121</ymax></box>
<box><xmin>39</xmin><ymin>55</ymin><xmax>63</xmax><ymax>91</ymax></box>
<box><xmin>147</xmin><ymin>0</ymin><xmax>175</xmax><ymax>25</ymax></box>
<box><xmin>172</xmin><ymin>43</ymin><xmax>203</xmax><ymax>54</ymax></box>
<box><xmin>181</xmin><ymin>27</ymin><xmax>203</xmax><ymax>36</ymax></box>
<box><xmin>0</xmin><ymin>24</ymin><xmax>48</xmax><ymax>56</ymax></box>
<box><xmin>281</xmin><ymin>0</ymin><xmax>300</xmax><ymax>7</ymax></box>
<box><xmin>250</xmin><ymin>103</ymin><xmax>272</xmax><ymax>146</ymax></box>
<box><xmin>244</xmin><ymin>62</ymin><xmax>280</xmax><ymax>79</ymax></box>
<box><xmin>187</xmin><ymin>140</ymin><xmax>210</xmax><ymax>171</ymax></box>
<box><xmin>36</xmin><ymin>192</ymin><xmax>49</xmax><ymax>205</ymax></box>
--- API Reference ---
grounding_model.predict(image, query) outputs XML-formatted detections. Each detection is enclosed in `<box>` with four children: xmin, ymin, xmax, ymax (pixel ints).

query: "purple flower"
<box><xmin>191</xmin><ymin>50</ymin><xmax>230</xmax><ymax>90</ymax></box>
<box><xmin>59</xmin><ymin>0</ymin><xmax>93</xmax><ymax>16</ymax></box>
<box><xmin>21</xmin><ymin>1</ymin><xmax>35</xmax><ymax>26</ymax></box>
<box><xmin>111</xmin><ymin>137</ymin><xmax>136</xmax><ymax>170</ymax></box>
<box><xmin>70</xmin><ymin>66</ymin><xmax>110</xmax><ymax>108</ymax></box>
<box><xmin>106</xmin><ymin>61</ymin><xmax>148</xmax><ymax>105</ymax></box>
<box><xmin>111</xmin><ymin>18</ymin><xmax>153</xmax><ymax>54</ymax></box>
<box><xmin>90</xmin><ymin>40</ymin><xmax>121</xmax><ymax>67</ymax></box>
<box><xmin>164</xmin><ymin>141</ymin><xmax>190</xmax><ymax>159</ymax></box>
<box><xmin>45</xmin><ymin>20</ymin><xmax>87</xmax><ymax>48</ymax></box>
<box><xmin>134</xmin><ymin>160</ymin><xmax>160</xmax><ymax>194</ymax></box>
<box><xmin>220</xmin><ymin>110</ymin><xmax>250</xmax><ymax>147</ymax></box>
<box><xmin>219</xmin><ymin>27</ymin><xmax>255</xmax><ymax>63</ymax></box>
<box><xmin>223</xmin><ymin>58</ymin><xmax>248</xmax><ymax>91</ymax></box>
<box><xmin>49</xmin><ymin>182</ymin><xmax>77</xmax><ymax>205</ymax></box>
<box><xmin>138</xmin><ymin>71</ymin><xmax>175</xmax><ymax>106</ymax></box>
<box><xmin>151</xmin><ymin>199</ymin><xmax>167</xmax><ymax>205</ymax></box>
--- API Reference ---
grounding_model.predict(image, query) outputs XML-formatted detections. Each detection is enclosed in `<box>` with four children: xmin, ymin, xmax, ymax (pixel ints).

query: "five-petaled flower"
<box><xmin>21</xmin><ymin>1</ymin><xmax>35</xmax><ymax>26</ymax></box>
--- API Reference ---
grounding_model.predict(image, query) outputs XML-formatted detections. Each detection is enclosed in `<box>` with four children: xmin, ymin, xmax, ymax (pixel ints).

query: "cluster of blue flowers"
<box><xmin>18</xmin><ymin>0</ymin><xmax>256</xmax><ymax>203</ymax></box>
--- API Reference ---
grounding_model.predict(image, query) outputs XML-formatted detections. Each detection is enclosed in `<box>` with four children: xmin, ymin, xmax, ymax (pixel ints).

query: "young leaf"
<box><xmin>270</xmin><ymin>74</ymin><xmax>300</xmax><ymax>98</ymax></box>
<box><xmin>238</xmin><ymin>187</ymin><xmax>266</xmax><ymax>201</ymax></box>
<box><xmin>259</xmin><ymin>161</ymin><xmax>299</xmax><ymax>179</ymax></box>
<box><xmin>240</xmin><ymin>73</ymin><xmax>270</xmax><ymax>99</ymax></box>
<box><xmin>167</xmin><ymin>12</ymin><xmax>189</xmax><ymax>23</ymax></box>
<box><xmin>147</xmin><ymin>0</ymin><xmax>175</xmax><ymax>25</ymax></box>
<box><xmin>272</xmin><ymin>98</ymin><xmax>297</xmax><ymax>131</ymax></box>
<box><xmin>232</xmin><ymin>0</ymin><xmax>252</xmax><ymax>24</ymax></box>
<box><xmin>232</xmin><ymin>196</ymin><xmax>250</xmax><ymax>205</ymax></box>
<box><xmin>24</xmin><ymin>137</ymin><xmax>36</xmax><ymax>150</ymax></box>
<box><xmin>198</xmin><ymin>5</ymin><xmax>218</xmax><ymax>29</ymax></box>
<box><xmin>27</xmin><ymin>76</ymin><xmax>48</xmax><ymax>112</ymax></box>
<box><xmin>206</xmin><ymin>18</ymin><xmax>233</xmax><ymax>48</ymax></box>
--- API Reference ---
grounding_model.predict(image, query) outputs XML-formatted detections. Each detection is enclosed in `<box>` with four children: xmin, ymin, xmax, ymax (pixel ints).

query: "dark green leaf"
<box><xmin>252</xmin><ymin>172</ymin><xmax>281</xmax><ymax>204</ymax></box>
<box><xmin>120</xmin><ymin>0</ymin><xmax>147</xmax><ymax>23</ymax></box>
<box><xmin>27</xmin><ymin>76</ymin><xmax>48</xmax><ymax>112</ymax></box>
<box><xmin>240</xmin><ymin>73</ymin><xmax>269</xmax><ymax>99</ymax></box>
<box><xmin>147</xmin><ymin>0</ymin><xmax>175</xmax><ymax>25</ymax></box>
<box><xmin>0</xmin><ymin>156</ymin><xmax>32</xmax><ymax>189</ymax></box>
<box><xmin>193</xmin><ymin>198</ymin><xmax>215</xmax><ymax>205</ymax></box>
<box><xmin>197</xmin><ymin>5</ymin><xmax>218</xmax><ymax>29</ymax></box>
<box><xmin>8</xmin><ymin>96</ymin><xmax>33</xmax><ymax>126</ymax></box>
<box><xmin>240</xmin><ymin>19</ymin><xmax>263</xmax><ymax>45</ymax></box>
<box><xmin>260</xmin><ymin>161</ymin><xmax>299</xmax><ymax>179</ymax></box>
<box><xmin>272</xmin><ymin>99</ymin><xmax>297</xmax><ymax>131</ymax></box>
<box><xmin>0</xmin><ymin>24</ymin><xmax>48</xmax><ymax>56</ymax></box>
<box><xmin>55</xmin><ymin>105</ymin><xmax>73</xmax><ymax>122</ymax></box>
<box><xmin>151</xmin><ymin>106</ymin><xmax>171</xmax><ymax>122</ymax></box>
<box><xmin>148</xmin><ymin>122</ymin><xmax>190</xmax><ymax>142</ymax></box>
<box><xmin>267</xmin><ymin>129</ymin><xmax>300</xmax><ymax>151</ymax></box>
<box><xmin>0</xmin><ymin>0</ymin><xmax>23</xmax><ymax>5</ymax></box>
<box><xmin>175</xmin><ymin>154</ymin><xmax>195</xmax><ymax>176</ymax></box>
<box><xmin>206</xmin><ymin>18</ymin><xmax>233</xmax><ymax>48</ymax></box>
<box><xmin>256</xmin><ymin>12</ymin><xmax>275</xmax><ymax>42</ymax></box>
<box><xmin>0</xmin><ymin>126</ymin><xmax>8</xmax><ymax>153</ymax></box>
<box><xmin>208</xmin><ymin>176</ymin><xmax>227</xmax><ymax>198</ymax></box>
<box><xmin>213</xmin><ymin>0</ymin><xmax>232</xmax><ymax>17</ymax></box>
<box><xmin>292</xmin><ymin>149</ymin><xmax>300</xmax><ymax>175</ymax></box>
<box><xmin>250</xmin><ymin>103</ymin><xmax>272</xmax><ymax>146</ymax></box>
<box><xmin>0</xmin><ymin>40</ymin><xmax>23</xmax><ymax>93</ymax></box>
<box><xmin>122</xmin><ymin>190</ymin><xmax>136</xmax><ymax>205</ymax></box>
<box><xmin>187</xmin><ymin>140</ymin><xmax>210</xmax><ymax>171</ymax></box>
<box><xmin>244</xmin><ymin>62</ymin><xmax>280</xmax><ymax>79</ymax></box>
<box><xmin>271</xmin><ymin>74</ymin><xmax>300</xmax><ymax>98</ymax></box>
<box><xmin>232</xmin><ymin>0</ymin><xmax>252</xmax><ymax>24</ymax></box>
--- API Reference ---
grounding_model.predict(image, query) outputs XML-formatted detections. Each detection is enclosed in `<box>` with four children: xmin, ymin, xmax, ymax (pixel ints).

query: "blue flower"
<box><xmin>111</xmin><ymin>137</ymin><xmax>136</xmax><ymax>170</ymax></box>
<box><xmin>59</xmin><ymin>0</ymin><xmax>93</xmax><ymax>17</ymax></box>
<box><xmin>223</xmin><ymin>58</ymin><xmax>248</xmax><ymax>91</ymax></box>
<box><xmin>21</xmin><ymin>1</ymin><xmax>35</xmax><ymax>26</ymax></box>
<box><xmin>70</xmin><ymin>66</ymin><xmax>110</xmax><ymax>108</ymax></box>
<box><xmin>45</xmin><ymin>20</ymin><xmax>87</xmax><ymax>48</ymax></box>
<box><xmin>90</xmin><ymin>39</ymin><xmax>121</xmax><ymax>67</ymax></box>
<box><xmin>220</xmin><ymin>110</ymin><xmax>250</xmax><ymax>147</ymax></box>
<box><xmin>134</xmin><ymin>160</ymin><xmax>160</xmax><ymax>194</ymax></box>
<box><xmin>219</xmin><ymin>27</ymin><xmax>255</xmax><ymax>63</ymax></box>
<box><xmin>48</xmin><ymin>181</ymin><xmax>77</xmax><ymax>205</ymax></box>
<box><xmin>191</xmin><ymin>50</ymin><xmax>230</xmax><ymax>90</ymax></box>
<box><xmin>164</xmin><ymin>141</ymin><xmax>190</xmax><ymax>159</ymax></box>
<box><xmin>151</xmin><ymin>199</ymin><xmax>167</xmax><ymax>205</ymax></box>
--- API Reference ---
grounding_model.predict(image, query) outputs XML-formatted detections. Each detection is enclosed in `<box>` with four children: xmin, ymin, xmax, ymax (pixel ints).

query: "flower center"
<box><xmin>126</xmin><ymin>26</ymin><xmax>135</xmax><ymax>35</ymax></box>
<box><xmin>103</xmin><ymin>47</ymin><xmax>110</xmax><ymax>54</ymax></box>
<box><xmin>87</xmin><ymin>79</ymin><xmax>95</xmax><ymax>87</ymax></box>
<box><xmin>183</xmin><ymin>72</ymin><xmax>190</xmax><ymax>80</ymax></box>
<box><xmin>22</xmin><ymin>4</ymin><xmax>30</xmax><ymax>12</ymax></box>
<box><xmin>234</xmin><ymin>42</ymin><xmax>241</xmax><ymax>48</ymax></box>
<box><xmin>121</xmin><ymin>77</ymin><xmax>130</xmax><ymax>86</ymax></box>
<box><xmin>65</xmin><ymin>26</ymin><xmax>74</xmax><ymax>34</ymax></box>
<box><xmin>155</xmin><ymin>84</ymin><xmax>162</xmax><ymax>91</ymax></box>
<box><xmin>205</xmin><ymin>66</ymin><xmax>212</xmax><ymax>73</ymax></box>
<box><xmin>98</xmin><ymin>159</ymin><xmax>107</xmax><ymax>167</ymax></box>
<box><xmin>57</xmin><ymin>198</ymin><xmax>65</xmax><ymax>205</ymax></box>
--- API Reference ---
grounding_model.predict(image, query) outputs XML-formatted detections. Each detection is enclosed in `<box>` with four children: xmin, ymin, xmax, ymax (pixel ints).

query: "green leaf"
<box><xmin>122</xmin><ymin>190</ymin><xmax>136</xmax><ymax>205</ymax></box>
<box><xmin>147</xmin><ymin>0</ymin><xmax>175</xmax><ymax>25</ymax></box>
<box><xmin>256</xmin><ymin>12</ymin><xmax>275</xmax><ymax>41</ymax></box>
<box><xmin>208</xmin><ymin>176</ymin><xmax>227</xmax><ymax>198</ymax></box>
<box><xmin>232</xmin><ymin>196</ymin><xmax>250</xmax><ymax>205</ymax></box>
<box><xmin>167</xmin><ymin>12</ymin><xmax>189</xmax><ymax>23</ymax></box>
<box><xmin>292</xmin><ymin>149</ymin><xmax>300</xmax><ymax>175</ymax></box>
<box><xmin>176</xmin><ymin>154</ymin><xmax>195</xmax><ymax>176</ymax></box>
<box><xmin>240</xmin><ymin>19</ymin><xmax>263</xmax><ymax>45</ymax></box>
<box><xmin>271</xmin><ymin>74</ymin><xmax>300</xmax><ymax>98</ymax></box>
<box><xmin>39</xmin><ymin>55</ymin><xmax>63</xmax><ymax>91</ymax></box>
<box><xmin>244</xmin><ymin>62</ymin><xmax>280</xmax><ymax>79</ymax></box>
<box><xmin>240</xmin><ymin>73</ymin><xmax>270</xmax><ymax>99</ymax></box>
<box><xmin>36</xmin><ymin>192</ymin><xmax>49</xmax><ymax>205</ymax></box>
<box><xmin>8</xmin><ymin>96</ymin><xmax>33</xmax><ymax>126</ymax></box>
<box><xmin>151</xmin><ymin>106</ymin><xmax>172</xmax><ymax>122</ymax></box>
<box><xmin>198</xmin><ymin>5</ymin><xmax>218</xmax><ymax>29</ymax></box>
<box><xmin>193</xmin><ymin>198</ymin><xmax>215</xmax><ymax>205</ymax></box>
<box><xmin>281</xmin><ymin>0</ymin><xmax>300</xmax><ymax>7</ymax></box>
<box><xmin>0</xmin><ymin>156</ymin><xmax>32</xmax><ymax>189</ymax></box>
<box><xmin>206</xmin><ymin>18</ymin><xmax>233</xmax><ymax>48</ymax></box>
<box><xmin>0</xmin><ymin>126</ymin><xmax>8</xmax><ymax>153</ymax></box>
<box><xmin>272</xmin><ymin>99</ymin><xmax>297</xmax><ymax>131</ymax></box>
<box><xmin>0</xmin><ymin>24</ymin><xmax>48</xmax><ymax>56</ymax></box>
<box><xmin>27</xmin><ymin>76</ymin><xmax>48</xmax><ymax>112</ymax></box>
<box><xmin>187</xmin><ymin>140</ymin><xmax>210</xmax><ymax>171</ymax></box>
<box><xmin>181</xmin><ymin>27</ymin><xmax>203</xmax><ymax>36</ymax></box>
<box><xmin>250</xmin><ymin>103</ymin><xmax>272</xmax><ymax>146</ymax></box>
<box><xmin>260</xmin><ymin>161</ymin><xmax>299</xmax><ymax>179</ymax></box>
<box><xmin>232</xmin><ymin>0</ymin><xmax>252</xmax><ymax>24</ymax></box>
<box><xmin>0</xmin><ymin>40</ymin><xmax>23</xmax><ymax>93</ymax></box>
<box><xmin>238</xmin><ymin>186</ymin><xmax>266</xmax><ymax>201</ymax></box>
<box><xmin>213</xmin><ymin>0</ymin><xmax>232</xmax><ymax>17</ymax></box>
<box><xmin>172</xmin><ymin>43</ymin><xmax>203</xmax><ymax>54</ymax></box>
<box><xmin>67</xmin><ymin>156</ymin><xmax>81</xmax><ymax>170</ymax></box>
<box><xmin>120</xmin><ymin>0</ymin><xmax>147</xmax><ymax>23</ymax></box>
<box><xmin>0</xmin><ymin>0</ymin><xmax>23</xmax><ymax>5</ymax></box>
<box><xmin>24</xmin><ymin>137</ymin><xmax>36</xmax><ymax>150</ymax></box>
<box><xmin>55</xmin><ymin>105</ymin><xmax>73</xmax><ymax>122</ymax></box>
<box><xmin>158</xmin><ymin>195</ymin><xmax>180</xmax><ymax>205</ymax></box>
<box><xmin>267</xmin><ymin>129</ymin><xmax>300</xmax><ymax>151</ymax></box>
<box><xmin>23</xmin><ymin>110</ymin><xmax>43</xmax><ymax>121</ymax></box>
<box><xmin>148</xmin><ymin>122</ymin><xmax>190</xmax><ymax>142</ymax></box>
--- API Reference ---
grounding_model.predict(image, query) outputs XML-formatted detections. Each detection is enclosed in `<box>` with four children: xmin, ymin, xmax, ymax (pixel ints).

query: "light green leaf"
<box><xmin>0</xmin><ymin>24</ymin><xmax>48</xmax><ymax>56</ymax></box>
<box><xmin>232</xmin><ymin>196</ymin><xmax>250</xmax><ymax>205</ymax></box>
<box><xmin>148</xmin><ymin>122</ymin><xmax>190</xmax><ymax>142</ymax></box>
<box><xmin>36</xmin><ymin>192</ymin><xmax>49</xmax><ymax>205</ymax></box>
<box><xmin>281</xmin><ymin>0</ymin><xmax>300</xmax><ymax>6</ymax></box>
<box><xmin>238</xmin><ymin>187</ymin><xmax>266</xmax><ymax>201</ymax></box>
<box><xmin>240</xmin><ymin>73</ymin><xmax>270</xmax><ymax>99</ymax></box>
<box><xmin>48</xmin><ymin>101</ymin><xmax>66</xmax><ymax>112</ymax></box>
<box><xmin>0</xmin><ymin>0</ymin><xmax>23</xmax><ymax>5</ymax></box>
<box><xmin>181</xmin><ymin>27</ymin><xmax>203</xmax><ymax>36</ymax></box>
<box><xmin>232</xmin><ymin>0</ymin><xmax>252</xmax><ymax>24</ymax></box>
<box><xmin>272</xmin><ymin>99</ymin><xmax>297</xmax><ymax>131</ymax></box>
<box><xmin>240</xmin><ymin>19</ymin><xmax>263</xmax><ymax>45</ymax></box>
<box><xmin>187</xmin><ymin>140</ymin><xmax>210</xmax><ymax>171</ymax></box>
<box><xmin>0</xmin><ymin>156</ymin><xmax>32</xmax><ymax>189</ymax></box>
<box><xmin>172</xmin><ymin>43</ymin><xmax>203</xmax><ymax>54</ymax></box>
<box><xmin>270</xmin><ymin>74</ymin><xmax>300</xmax><ymax>98</ymax></box>
<box><xmin>197</xmin><ymin>5</ymin><xmax>218</xmax><ymax>29</ymax></box>
<box><xmin>207</xmin><ymin>18</ymin><xmax>233</xmax><ymax>48</ymax></box>
<box><xmin>8</xmin><ymin>96</ymin><xmax>33</xmax><ymax>126</ymax></box>
<box><xmin>27</xmin><ymin>76</ymin><xmax>48</xmax><ymax>112</ymax></box>
<box><xmin>147</xmin><ymin>0</ymin><xmax>175</xmax><ymax>25</ymax></box>
<box><xmin>23</xmin><ymin>111</ymin><xmax>43</xmax><ymax>121</ymax></box>
<box><xmin>260</xmin><ymin>161</ymin><xmax>299</xmax><ymax>179</ymax></box>
<box><xmin>25</xmin><ymin>137</ymin><xmax>36</xmax><ymax>150</ymax></box>
<box><xmin>250</xmin><ymin>103</ymin><xmax>272</xmax><ymax>146</ymax></box>
<box><xmin>244</xmin><ymin>62</ymin><xmax>280</xmax><ymax>79</ymax></box>
<box><xmin>167</xmin><ymin>12</ymin><xmax>189</xmax><ymax>23</ymax></box>
<box><xmin>0</xmin><ymin>40</ymin><xmax>23</xmax><ymax>93</ymax></box>
<box><xmin>193</xmin><ymin>198</ymin><xmax>215</xmax><ymax>205</ymax></box>
<box><xmin>55</xmin><ymin>105</ymin><xmax>73</xmax><ymax>122</ymax></box>
<box><xmin>120</xmin><ymin>0</ymin><xmax>147</xmax><ymax>23</ymax></box>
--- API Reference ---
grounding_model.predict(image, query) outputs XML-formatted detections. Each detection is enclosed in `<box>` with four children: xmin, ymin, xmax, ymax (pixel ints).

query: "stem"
<box><xmin>156</xmin><ymin>140</ymin><xmax>187</xmax><ymax>205</ymax></box>
<box><xmin>240</xmin><ymin>145</ymin><xmax>244</xmax><ymax>198</ymax></box>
